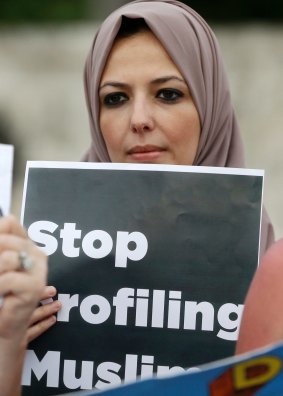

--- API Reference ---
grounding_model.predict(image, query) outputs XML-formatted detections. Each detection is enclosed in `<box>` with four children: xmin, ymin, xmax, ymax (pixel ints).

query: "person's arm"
<box><xmin>236</xmin><ymin>238</ymin><xmax>283</xmax><ymax>354</ymax></box>
<box><xmin>0</xmin><ymin>215</ymin><xmax>47</xmax><ymax>396</ymax></box>
<box><xmin>0</xmin><ymin>335</ymin><xmax>26</xmax><ymax>396</ymax></box>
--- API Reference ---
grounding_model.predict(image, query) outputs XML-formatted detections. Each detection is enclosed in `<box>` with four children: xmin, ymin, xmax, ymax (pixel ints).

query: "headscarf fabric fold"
<box><xmin>82</xmin><ymin>0</ymin><xmax>274</xmax><ymax>256</ymax></box>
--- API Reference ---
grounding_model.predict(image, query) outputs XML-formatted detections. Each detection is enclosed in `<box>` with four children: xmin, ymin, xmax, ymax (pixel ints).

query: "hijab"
<box><xmin>83</xmin><ymin>0</ymin><xmax>274</xmax><ymax>257</ymax></box>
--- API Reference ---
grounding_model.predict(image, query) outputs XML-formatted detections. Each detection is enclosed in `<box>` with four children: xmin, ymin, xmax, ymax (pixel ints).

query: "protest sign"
<box><xmin>0</xmin><ymin>143</ymin><xmax>14</xmax><ymax>214</ymax></box>
<box><xmin>59</xmin><ymin>341</ymin><xmax>283</xmax><ymax>396</ymax></box>
<box><xmin>21</xmin><ymin>162</ymin><xmax>263</xmax><ymax>395</ymax></box>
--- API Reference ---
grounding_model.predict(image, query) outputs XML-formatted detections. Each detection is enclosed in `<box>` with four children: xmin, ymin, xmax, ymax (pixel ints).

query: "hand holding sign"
<box><xmin>0</xmin><ymin>215</ymin><xmax>47</xmax><ymax>396</ymax></box>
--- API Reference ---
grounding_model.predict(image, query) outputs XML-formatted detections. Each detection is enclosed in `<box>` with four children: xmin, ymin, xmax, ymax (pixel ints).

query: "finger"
<box><xmin>40</xmin><ymin>285</ymin><xmax>57</xmax><ymax>301</ymax></box>
<box><xmin>0</xmin><ymin>215</ymin><xmax>27</xmax><ymax>238</ymax></box>
<box><xmin>0</xmin><ymin>232</ymin><xmax>38</xmax><ymax>254</ymax></box>
<box><xmin>0</xmin><ymin>250</ymin><xmax>22</xmax><ymax>274</ymax></box>
<box><xmin>0</xmin><ymin>276</ymin><xmax>46</xmax><ymax>339</ymax></box>
<box><xmin>0</xmin><ymin>272</ymin><xmax>45</xmax><ymax>304</ymax></box>
<box><xmin>0</xmin><ymin>249</ymin><xmax>40</xmax><ymax>274</ymax></box>
<box><xmin>20</xmin><ymin>246</ymin><xmax>47</xmax><ymax>282</ymax></box>
<box><xmin>29</xmin><ymin>300</ymin><xmax>61</xmax><ymax>326</ymax></box>
<box><xmin>27</xmin><ymin>315</ymin><xmax>57</xmax><ymax>343</ymax></box>
<box><xmin>0</xmin><ymin>237</ymin><xmax>47</xmax><ymax>279</ymax></box>
<box><xmin>0</xmin><ymin>234</ymin><xmax>30</xmax><ymax>255</ymax></box>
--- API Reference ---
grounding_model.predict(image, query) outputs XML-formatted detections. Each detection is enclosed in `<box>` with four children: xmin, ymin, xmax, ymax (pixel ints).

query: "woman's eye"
<box><xmin>103</xmin><ymin>92</ymin><xmax>128</xmax><ymax>107</ymax></box>
<box><xmin>157</xmin><ymin>89</ymin><xmax>183</xmax><ymax>102</ymax></box>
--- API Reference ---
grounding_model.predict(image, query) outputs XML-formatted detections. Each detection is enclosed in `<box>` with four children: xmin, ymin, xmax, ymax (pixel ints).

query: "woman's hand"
<box><xmin>0</xmin><ymin>215</ymin><xmax>48</xmax><ymax>396</ymax></box>
<box><xmin>0</xmin><ymin>215</ymin><xmax>47</xmax><ymax>342</ymax></box>
<box><xmin>27</xmin><ymin>285</ymin><xmax>62</xmax><ymax>343</ymax></box>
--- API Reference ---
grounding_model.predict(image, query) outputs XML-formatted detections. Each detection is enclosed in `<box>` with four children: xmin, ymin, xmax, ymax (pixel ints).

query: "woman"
<box><xmin>28</xmin><ymin>0</ymin><xmax>274</xmax><ymax>345</ymax></box>
<box><xmin>0</xmin><ymin>215</ymin><xmax>47</xmax><ymax>396</ymax></box>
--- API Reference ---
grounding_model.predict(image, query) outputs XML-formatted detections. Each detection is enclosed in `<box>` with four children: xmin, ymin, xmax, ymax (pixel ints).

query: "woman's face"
<box><xmin>99</xmin><ymin>30</ymin><xmax>201</xmax><ymax>165</ymax></box>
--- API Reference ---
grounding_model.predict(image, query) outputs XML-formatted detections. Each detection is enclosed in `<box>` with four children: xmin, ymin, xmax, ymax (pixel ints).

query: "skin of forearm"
<box><xmin>0</xmin><ymin>336</ymin><xmax>27</xmax><ymax>396</ymax></box>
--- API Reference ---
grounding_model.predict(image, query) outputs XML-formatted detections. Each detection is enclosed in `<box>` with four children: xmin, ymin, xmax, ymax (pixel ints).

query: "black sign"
<box><xmin>21</xmin><ymin>163</ymin><xmax>263</xmax><ymax>395</ymax></box>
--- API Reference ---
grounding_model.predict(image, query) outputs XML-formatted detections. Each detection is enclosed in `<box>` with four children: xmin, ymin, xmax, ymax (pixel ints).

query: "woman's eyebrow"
<box><xmin>99</xmin><ymin>82</ymin><xmax>129</xmax><ymax>91</ymax></box>
<box><xmin>151</xmin><ymin>76</ymin><xmax>186</xmax><ymax>85</ymax></box>
<box><xmin>99</xmin><ymin>76</ymin><xmax>186</xmax><ymax>91</ymax></box>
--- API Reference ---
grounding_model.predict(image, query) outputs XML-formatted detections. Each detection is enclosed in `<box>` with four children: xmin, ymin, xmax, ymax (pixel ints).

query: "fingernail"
<box><xmin>41</xmin><ymin>297</ymin><xmax>53</xmax><ymax>305</ymax></box>
<box><xmin>54</xmin><ymin>301</ymin><xmax>62</xmax><ymax>310</ymax></box>
<box><xmin>46</xmin><ymin>286</ymin><xmax>57</xmax><ymax>296</ymax></box>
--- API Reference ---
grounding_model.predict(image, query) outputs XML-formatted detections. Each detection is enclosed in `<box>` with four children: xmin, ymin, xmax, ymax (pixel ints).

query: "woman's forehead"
<box><xmin>101</xmin><ymin>30</ymin><xmax>184</xmax><ymax>81</ymax></box>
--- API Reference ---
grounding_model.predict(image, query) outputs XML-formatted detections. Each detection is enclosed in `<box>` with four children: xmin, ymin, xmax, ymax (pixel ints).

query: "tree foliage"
<box><xmin>0</xmin><ymin>0</ymin><xmax>282</xmax><ymax>24</ymax></box>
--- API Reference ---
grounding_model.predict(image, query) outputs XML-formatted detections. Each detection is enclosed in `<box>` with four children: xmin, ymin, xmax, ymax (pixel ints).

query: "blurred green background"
<box><xmin>1</xmin><ymin>0</ymin><xmax>283</xmax><ymax>24</ymax></box>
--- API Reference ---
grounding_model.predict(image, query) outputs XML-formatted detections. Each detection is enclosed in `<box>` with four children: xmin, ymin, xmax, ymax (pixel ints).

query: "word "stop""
<box><xmin>28</xmin><ymin>221</ymin><xmax>148</xmax><ymax>268</ymax></box>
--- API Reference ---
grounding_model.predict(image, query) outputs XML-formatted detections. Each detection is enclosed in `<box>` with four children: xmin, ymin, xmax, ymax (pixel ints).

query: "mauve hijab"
<box><xmin>83</xmin><ymin>0</ymin><xmax>274</xmax><ymax>257</ymax></box>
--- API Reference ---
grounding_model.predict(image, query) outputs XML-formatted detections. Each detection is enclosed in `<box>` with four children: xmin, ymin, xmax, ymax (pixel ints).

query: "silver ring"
<box><xmin>18</xmin><ymin>251</ymin><xmax>33</xmax><ymax>271</ymax></box>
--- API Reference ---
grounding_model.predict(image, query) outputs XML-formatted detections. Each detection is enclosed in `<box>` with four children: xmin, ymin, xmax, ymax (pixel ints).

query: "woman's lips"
<box><xmin>127</xmin><ymin>145</ymin><xmax>166</xmax><ymax>161</ymax></box>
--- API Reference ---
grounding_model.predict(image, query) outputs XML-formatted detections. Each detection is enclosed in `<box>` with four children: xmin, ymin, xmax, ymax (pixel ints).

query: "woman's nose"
<box><xmin>130</xmin><ymin>98</ymin><xmax>154</xmax><ymax>134</ymax></box>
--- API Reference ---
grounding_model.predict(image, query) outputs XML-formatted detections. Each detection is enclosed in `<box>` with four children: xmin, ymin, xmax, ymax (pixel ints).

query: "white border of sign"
<box><xmin>0</xmin><ymin>143</ymin><xmax>14</xmax><ymax>215</ymax></box>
